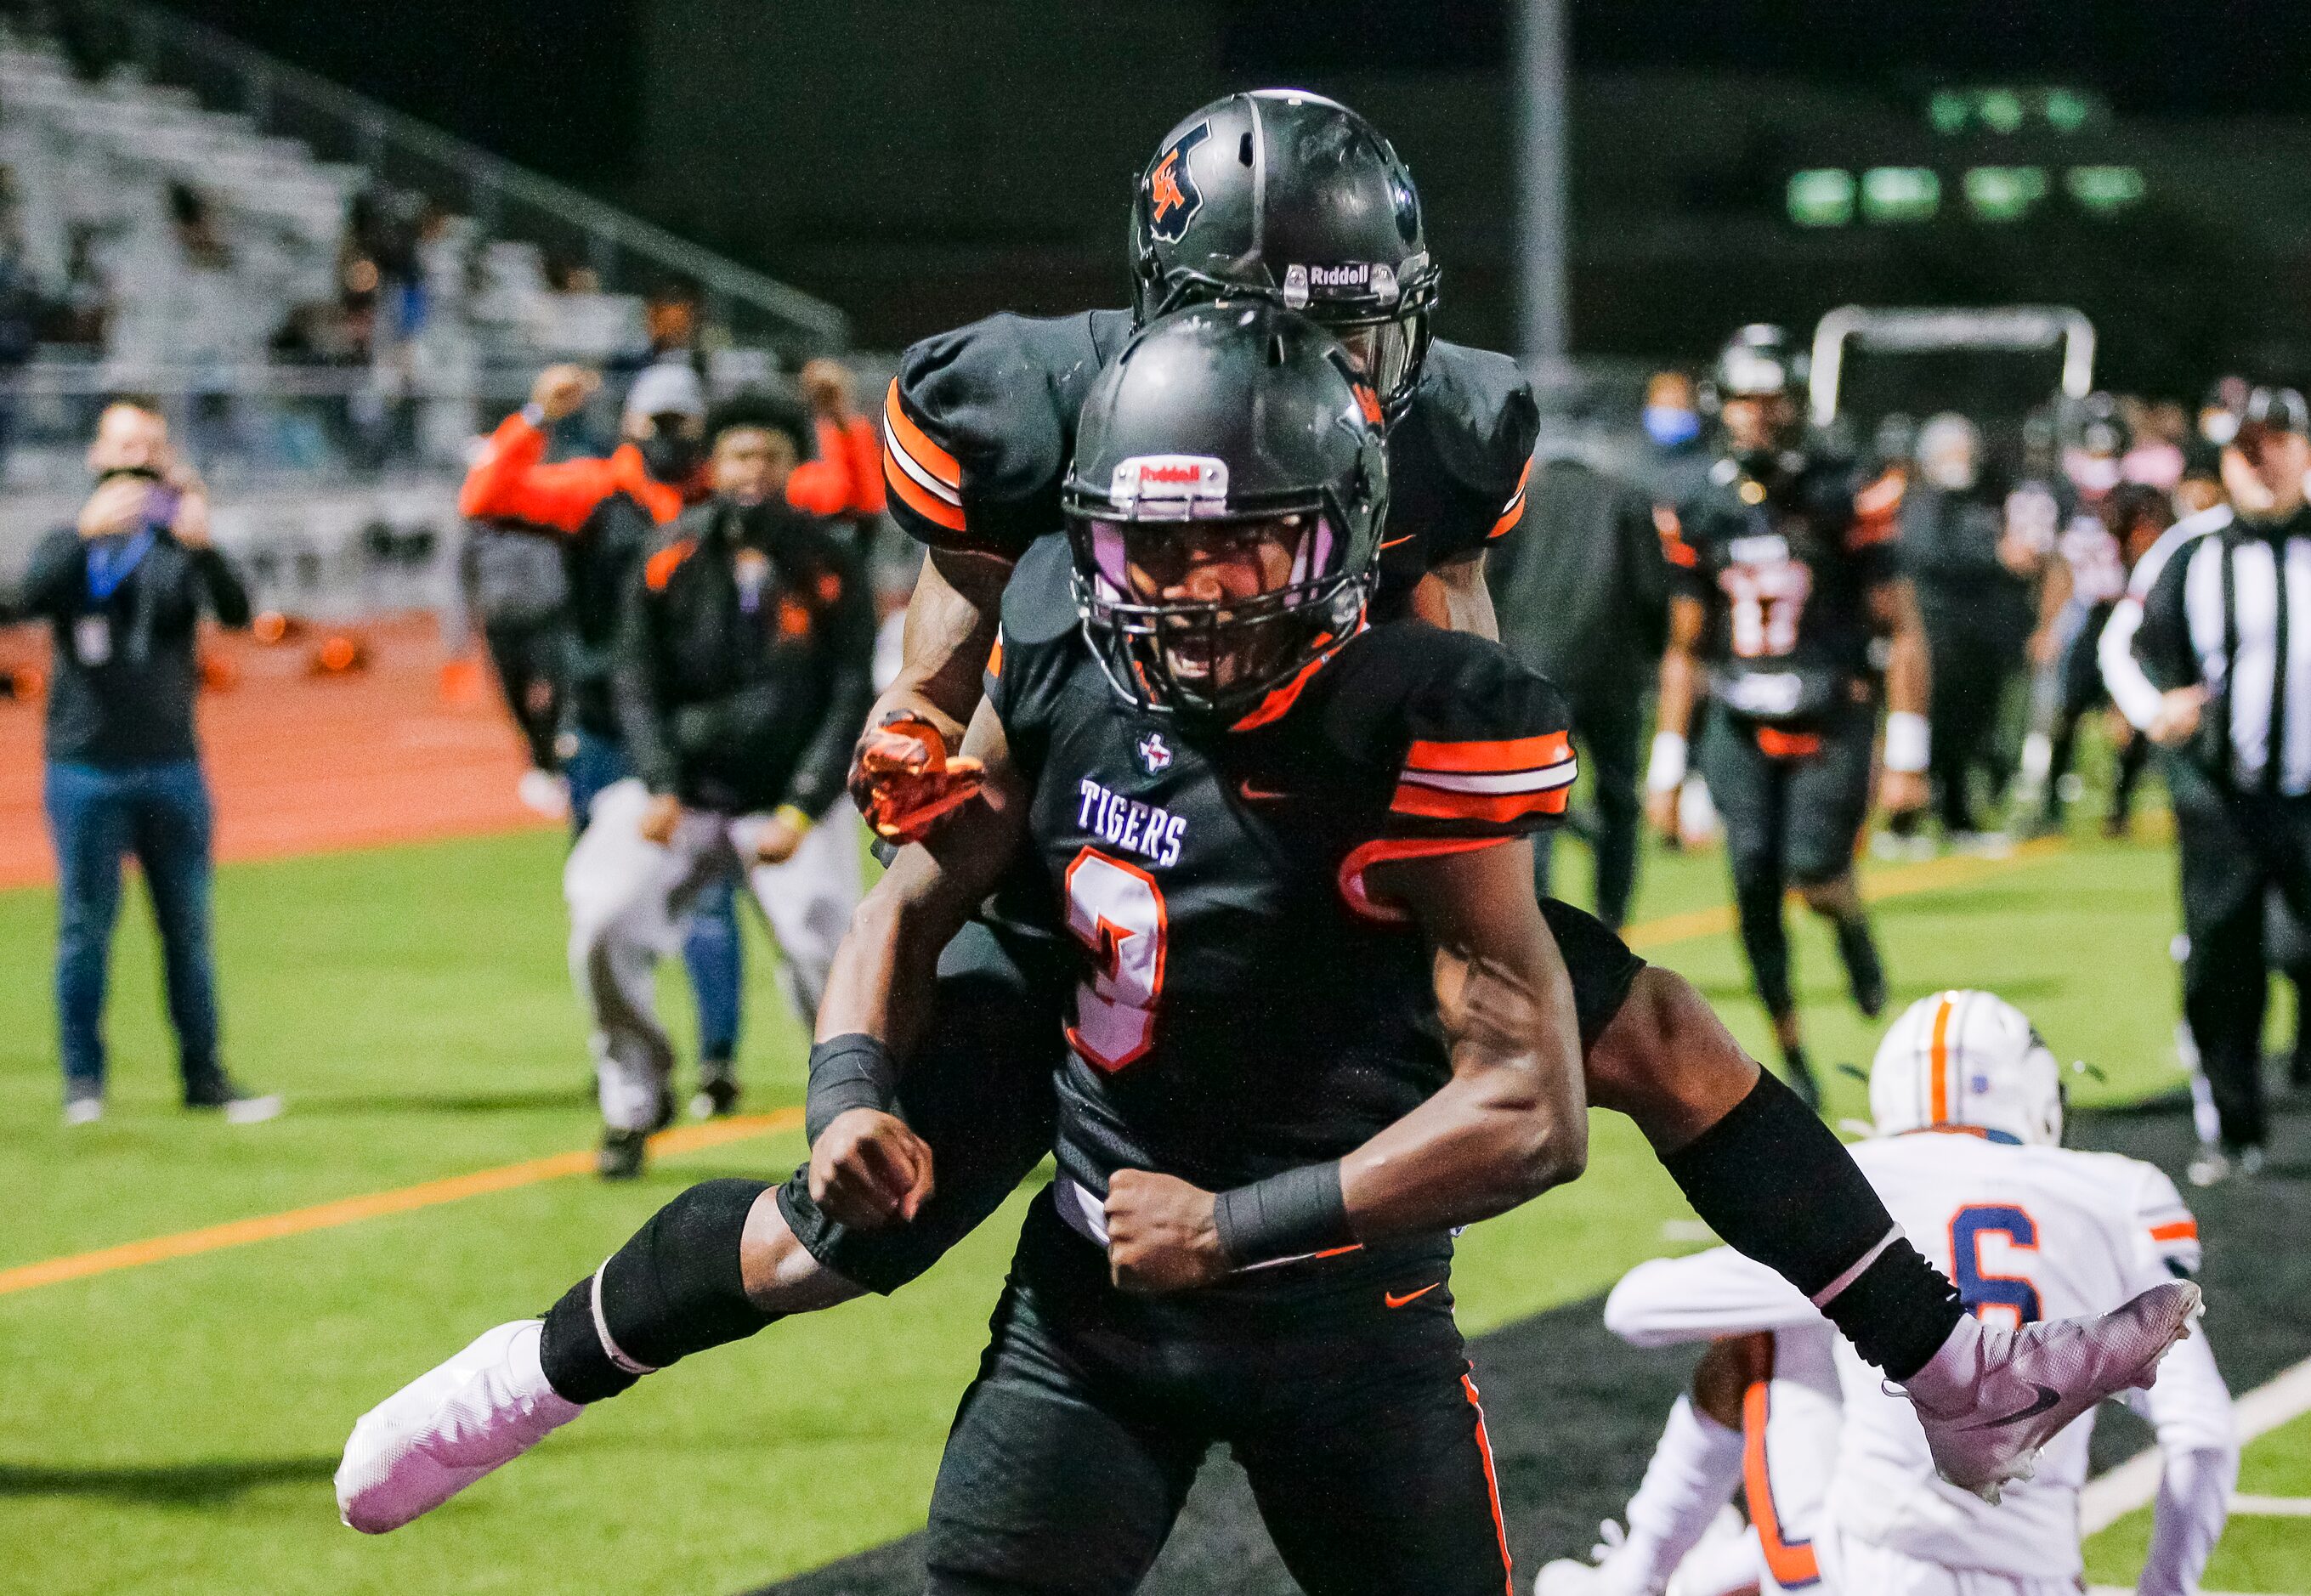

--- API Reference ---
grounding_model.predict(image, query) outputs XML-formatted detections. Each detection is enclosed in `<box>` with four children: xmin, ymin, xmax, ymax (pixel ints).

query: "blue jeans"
<box><xmin>564</xmin><ymin>726</ymin><xmax>743</xmax><ymax>1064</ymax></box>
<box><xmin>43</xmin><ymin>759</ymin><xmax>221</xmax><ymax>1095</ymax></box>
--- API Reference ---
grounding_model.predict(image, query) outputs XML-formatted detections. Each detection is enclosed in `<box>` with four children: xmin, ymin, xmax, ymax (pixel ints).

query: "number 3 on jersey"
<box><xmin>1950</xmin><ymin>1204</ymin><xmax>2042</xmax><ymax>1330</ymax></box>
<box><xmin>1064</xmin><ymin>847</ymin><xmax>1169</xmax><ymax>1072</ymax></box>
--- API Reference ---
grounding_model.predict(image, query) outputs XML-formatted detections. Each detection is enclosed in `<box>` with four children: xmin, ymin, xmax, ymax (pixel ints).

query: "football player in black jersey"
<box><xmin>339</xmin><ymin>308</ymin><xmax>2202</xmax><ymax>1560</ymax></box>
<box><xmin>1646</xmin><ymin>325</ymin><xmax>1933</xmax><ymax>1104</ymax></box>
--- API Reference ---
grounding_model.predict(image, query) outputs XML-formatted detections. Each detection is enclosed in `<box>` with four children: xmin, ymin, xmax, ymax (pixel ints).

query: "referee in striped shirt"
<box><xmin>2109</xmin><ymin>386</ymin><xmax>2311</xmax><ymax>1182</ymax></box>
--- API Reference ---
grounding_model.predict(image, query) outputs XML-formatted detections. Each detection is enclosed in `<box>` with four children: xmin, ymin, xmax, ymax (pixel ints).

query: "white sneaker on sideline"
<box><xmin>63</xmin><ymin>1094</ymin><xmax>103</xmax><ymax>1127</ymax></box>
<box><xmin>336</xmin><ymin>1319</ymin><xmax>581</xmax><ymax>1533</ymax></box>
<box><xmin>1904</xmin><ymin>1280</ymin><xmax>2201</xmax><ymax>1502</ymax></box>
<box><xmin>224</xmin><ymin>1093</ymin><xmax>285</xmax><ymax>1125</ymax></box>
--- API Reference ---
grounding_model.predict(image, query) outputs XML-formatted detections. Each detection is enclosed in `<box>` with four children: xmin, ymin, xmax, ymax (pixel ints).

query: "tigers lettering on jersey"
<box><xmin>1076</xmin><ymin>776</ymin><xmax>1188</xmax><ymax>868</ymax></box>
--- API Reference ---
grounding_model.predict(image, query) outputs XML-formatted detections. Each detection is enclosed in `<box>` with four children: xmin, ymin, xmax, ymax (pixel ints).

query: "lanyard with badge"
<box><xmin>76</xmin><ymin>527</ymin><xmax>157</xmax><ymax>667</ymax></box>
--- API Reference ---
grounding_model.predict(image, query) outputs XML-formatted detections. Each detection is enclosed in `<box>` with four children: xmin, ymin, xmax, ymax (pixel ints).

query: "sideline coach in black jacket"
<box><xmin>566</xmin><ymin>393</ymin><xmax>875</xmax><ymax>1178</ymax></box>
<box><xmin>18</xmin><ymin>396</ymin><xmax>276</xmax><ymax>1124</ymax></box>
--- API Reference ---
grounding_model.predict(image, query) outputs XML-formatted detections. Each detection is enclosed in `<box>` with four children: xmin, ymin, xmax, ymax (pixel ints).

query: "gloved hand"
<box><xmin>849</xmin><ymin>713</ymin><xmax>986</xmax><ymax>844</ymax></box>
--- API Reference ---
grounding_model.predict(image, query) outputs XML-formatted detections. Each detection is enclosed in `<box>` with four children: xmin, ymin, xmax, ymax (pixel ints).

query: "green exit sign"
<box><xmin>1929</xmin><ymin>85</ymin><xmax>2107</xmax><ymax>135</ymax></box>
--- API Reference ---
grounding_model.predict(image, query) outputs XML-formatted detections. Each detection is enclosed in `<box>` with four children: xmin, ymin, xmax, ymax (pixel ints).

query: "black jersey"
<box><xmin>984</xmin><ymin>595</ymin><xmax>1575</xmax><ymax>1205</ymax></box>
<box><xmin>1662</xmin><ymin>450</ymin><xmax>1905</xmax><ymax>722</ymax></box>
<box><xmin>881</xmin><ymin>308</ymin><xmax>1538</xmax><ymax>614</ymax></box>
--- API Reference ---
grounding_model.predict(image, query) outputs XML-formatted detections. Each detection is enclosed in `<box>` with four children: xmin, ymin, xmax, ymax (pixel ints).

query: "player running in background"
<box><xmin>1647</xmin><ymin>325</ymin><xmax>1932</xmax><ymax>1106</ymax></box>
<box><xmin>339</xmin><ymin>308</ymin><xmax>2198</xmax><ymax>1555</ymax></box>
<box><xmin>566</xmin><ymin>395</ymin><xmax>875</xmax><ymax>1177</ymax></box>
<box><xmin>1541</xmin><ymin>990</ymin><xmax>2231</xmax><ymax>1596</ymax></box>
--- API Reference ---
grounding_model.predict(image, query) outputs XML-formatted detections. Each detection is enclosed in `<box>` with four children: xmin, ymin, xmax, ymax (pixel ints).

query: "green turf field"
<box><xmin>0</xmin><ymin>820</ymin><xmax>2300</xmax><ymax>1593</ymax></box>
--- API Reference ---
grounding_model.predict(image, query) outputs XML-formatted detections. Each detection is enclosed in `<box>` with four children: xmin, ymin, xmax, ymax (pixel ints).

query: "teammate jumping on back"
<box><xmin>338</xmin><ymin>307</ymin><xmax>2198</xmax><ymax>1565</ymax></box>
<box><xmin>1541</xmin><ymin>991</ymin><xmax>2229</xmax><ymax>1596</ymax></box>
<box><xmin>1648</xmin><ymin>325</ymin><xmax>1932</xmax><ymax>1105</ymax></box>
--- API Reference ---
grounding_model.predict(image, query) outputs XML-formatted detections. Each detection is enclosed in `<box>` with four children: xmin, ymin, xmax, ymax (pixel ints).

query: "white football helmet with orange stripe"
<box><xmin>1869</xmin><ymin>990</ymin><xmax>2063</xmax><ymax>1147</ymax></box>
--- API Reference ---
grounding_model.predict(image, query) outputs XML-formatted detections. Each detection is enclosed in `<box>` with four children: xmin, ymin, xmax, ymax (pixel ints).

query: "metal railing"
<box><xmin>76</xmin><ymin>0</ymin><xmax>849</xmax><ymax>359</ymax></box>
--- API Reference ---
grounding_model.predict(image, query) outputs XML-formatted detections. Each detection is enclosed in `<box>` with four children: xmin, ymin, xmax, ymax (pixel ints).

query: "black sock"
<box><xmin>538</xmin><ymin>1178</ymin><xmax>779</xmax><ymax>1404</ymax></box>
<box><xmin>1832</xmin><ymin>913</ymin><xmax>1886</xmax><ymax>1016</ymax></box>
<box><xmin>1663</xmin><ymin>1071</ymin><xmax>1962</xmax><ymax>1378</ymax></box>
<box><xmin>1780</xmin><ymin>1041</ymin><xmax>1819</xmax><ymax>1106</ymax></box>
<box><xmin>1734</xmin><ymin>879</ymin><xmax>1793</xmax><ymax>1017</ymax></box>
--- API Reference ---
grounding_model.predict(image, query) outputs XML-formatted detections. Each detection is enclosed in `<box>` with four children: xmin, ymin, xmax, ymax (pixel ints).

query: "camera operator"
<box><xmin>18</xmin><ymin>397</ymin><xmax>277</xmax><ymax>1125</ymax></box>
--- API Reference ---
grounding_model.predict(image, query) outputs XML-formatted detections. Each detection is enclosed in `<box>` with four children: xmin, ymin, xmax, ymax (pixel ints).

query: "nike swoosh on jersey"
<box><xmin>1385</xmin><ymin>1282</ymin><xmax>1442</xmax><ymax>1309</ymax></box>
<box><xmin>1963</xmin><ymin>1382</ymin><xmax>2063</xmax><ymax>1429</ymax></box>
<box><xmin>1238</xmin><ymin>779</ymin><xmax>1293</xmax><ymax>802</ymax></box>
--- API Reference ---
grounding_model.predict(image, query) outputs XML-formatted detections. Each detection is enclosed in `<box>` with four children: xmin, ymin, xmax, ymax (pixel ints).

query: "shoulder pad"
<box><xmin>1408</xmin><ymin>339</ymin><xmax>1542</xmax><ymax>505</ymax></box>
<box><xmin>886</xmin><ymin>309</ymin><xmax>1120</xmax><ymax>560</ymax></box>
<box><xmin>998</xmin><ymin>533</ymin><xmax>1080</xmax><ymax>647</ymax></box>
<box><xmin>1317</xmin><ymin>623</ymin><xmax>1576</xmax><ymax>833</ymax></box>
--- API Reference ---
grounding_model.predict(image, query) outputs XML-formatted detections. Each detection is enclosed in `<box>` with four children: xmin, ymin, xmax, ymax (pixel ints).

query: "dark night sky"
<box><xmin>193</xmin><ymin>0</ymin><xmax>2311</xmax><ymax>187</ymax></box>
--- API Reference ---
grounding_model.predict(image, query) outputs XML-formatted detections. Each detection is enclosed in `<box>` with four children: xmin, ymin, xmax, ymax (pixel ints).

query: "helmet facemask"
<box><xmin>1070</xmin><ymin>490</ymin><xmax>1374</xmax><ymax>720</ymax></box>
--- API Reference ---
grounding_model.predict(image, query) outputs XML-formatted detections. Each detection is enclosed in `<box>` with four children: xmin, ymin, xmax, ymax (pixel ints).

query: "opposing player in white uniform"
<box><xmin>1540</xmin><ymin>991</ymin><xmax>2235</xmax><ymax>1596</ymax></box>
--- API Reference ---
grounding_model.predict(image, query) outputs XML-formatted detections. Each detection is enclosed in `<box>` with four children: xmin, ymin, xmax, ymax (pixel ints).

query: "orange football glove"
<box><xmin>850</xmin><ymin>714</ymin><xmax>987</xmax><ymax>843</ymax></box>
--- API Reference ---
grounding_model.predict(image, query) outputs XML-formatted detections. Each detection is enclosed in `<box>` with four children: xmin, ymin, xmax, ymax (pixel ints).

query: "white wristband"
<box><xmin>1883</xmin><ymin>710</ymin><xmax>1930</xmax><ymax>774</ymax></box>
<box><xmin>1646</xmin><ymin>731</ymin><xmax>1689</xmax><ymax>794</ymax></box>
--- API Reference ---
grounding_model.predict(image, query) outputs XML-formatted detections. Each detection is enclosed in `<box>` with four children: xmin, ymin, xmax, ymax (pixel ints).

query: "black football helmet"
<box><xmin>1711</xmin><ymin>324</ymin><xmax>1805</xmax><ymax>401</ymax></box>
<box><xmin>1063</xmin><ymin>300</ymin><xmax>1387</xmax><ymax>721</ymax></box>
<box><xmin>1130</xmin><ymin>90</ymin><xmax>1438</xmax><ymax>422</ymax></box>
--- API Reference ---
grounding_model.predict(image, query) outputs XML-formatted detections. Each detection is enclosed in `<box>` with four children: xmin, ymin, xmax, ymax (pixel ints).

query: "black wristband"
<box><xmin>1211</xmin><ymin>1163</ymin><xmax>1353</xmax><ymax>1267</ymax></box>
<box><xmin>804</xmin><ymin>1033</ymin><xmax>899</xmax><ymax>1143</ymax></box>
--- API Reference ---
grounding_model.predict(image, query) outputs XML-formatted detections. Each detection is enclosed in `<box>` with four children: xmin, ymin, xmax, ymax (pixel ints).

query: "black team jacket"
<box><xmin>613</xmin><ymin>496</ymin><xmax>874</xmax><ymax>819</ymax></box>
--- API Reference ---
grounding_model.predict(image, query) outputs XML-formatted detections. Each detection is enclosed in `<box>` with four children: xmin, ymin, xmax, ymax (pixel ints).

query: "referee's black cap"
<box><xmin>2239</xmin><ymin>386</ymin><xmax>2310</xmax><ymax>444</ymax></box>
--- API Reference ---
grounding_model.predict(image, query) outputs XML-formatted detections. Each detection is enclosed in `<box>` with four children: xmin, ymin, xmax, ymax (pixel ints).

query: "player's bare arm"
<box><xmin>812</xmin><ymin>699</ymin><xmax>1028</xmax><ymax>1227</ymax></box>
<box><xmin>848</xmin><ymin>546</ymin><xmax>1011</xmax><ymax>840</ymax></box>
<box><xmin>1408</xmin><ymin>551</ymin><xmax>1500</xmax><ymax>640</ymax></box>
<box><xmin>1870</xmin><ymin>574</ymin><xmax>1931</xmax><ymax>815</ymax></box>
<box><xmin>1645</xmin><ymin>593</ymin><xmax>1708</xmax><ymax>838</ymax></box>
<box><xmin>1104</xmin><ymin>839</ymin><xmax>1588</xmax><ymax>1295</ymax></box>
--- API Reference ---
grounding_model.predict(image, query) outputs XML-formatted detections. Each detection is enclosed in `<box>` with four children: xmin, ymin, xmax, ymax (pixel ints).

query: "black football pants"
<box><xmin>923</xmin><ymin>1194</ymin><xmax>1513</xmax><ymax>1596</ymax></box>
<box><xmin>1699</xmin><ymin>708</ymin><xmax>1875</xmax><ymax>1019</ymax></box>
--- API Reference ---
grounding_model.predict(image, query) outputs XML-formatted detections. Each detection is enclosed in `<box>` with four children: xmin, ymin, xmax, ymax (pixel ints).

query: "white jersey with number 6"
<box><xmin>1827</xmin><ymin>1134</ymin><xmax>2227</xmax><ymax>1584</ymax></box>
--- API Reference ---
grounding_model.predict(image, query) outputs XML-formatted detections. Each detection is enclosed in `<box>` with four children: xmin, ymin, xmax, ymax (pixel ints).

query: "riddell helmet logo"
<box><xmin>1111</xmin><ymin>455</ymin><xmax>1230</xmax><ymax>508</ymax></box>
<box><xmin>1283</xmin><ymin>260</ymin><xmax>1401</xmax><ymax>309</ymax></box>
<box><xmin>1146</xmin><ymin>122</ymin><xmax>1210</xmax><ymax>243</ymax></box>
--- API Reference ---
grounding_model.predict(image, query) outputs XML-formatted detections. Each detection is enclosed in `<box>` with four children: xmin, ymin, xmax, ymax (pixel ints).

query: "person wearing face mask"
<box><xmin>1899</xmin><ymin>412</ymin><xmax>2036</xmax><ymax>844</ymax></box>
<box><xmin>565</xmin><ymin>393</ymin><xmax>875</xmax><ymax>1178</ymax></box>
<box><xmin>17</xmin><ymin>396</ymin><xmax>278</xmax><ymax>1126</ymax></box>
<box><xmin>1640</xmin><ymin>369</ymin><xmax>1712</xmax><ymax>509</ymax></box>
<box><xmin>2107</xmin><ymin>386</ymin><xmax>2311</xmax><ymax>1183</ymax></box>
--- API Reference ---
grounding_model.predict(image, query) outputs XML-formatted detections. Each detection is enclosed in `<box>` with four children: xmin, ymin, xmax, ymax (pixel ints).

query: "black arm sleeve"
<box><xmin>189</xmin><ymin>545</ymin><xmax>252</xmax><ymax>628</ymax></box>
<box><xmin>612</xmin><ymin>563</ymin><xmax>682</xmax><ymax>795</ymax></box>
<box><xmin>782</xmin><ymin>540</ymin><xmax>877</xmax><ymax>821</ymax></box>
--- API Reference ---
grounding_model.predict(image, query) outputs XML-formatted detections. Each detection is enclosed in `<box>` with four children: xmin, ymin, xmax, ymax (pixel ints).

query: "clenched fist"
<box><xmin>1103</xmin><ymin>1169</ymin><xmax>1227</xmax><ymax>1295</ymax></box>
<box><xmin>850</xmin><ymin>716</ymin><xmax>987</xmax><ymax>843</ymax></box>
<box><xmin>809</xmin><ymin>1108</ymin><xmax>935</xmax><ymax>1230</ymax></box>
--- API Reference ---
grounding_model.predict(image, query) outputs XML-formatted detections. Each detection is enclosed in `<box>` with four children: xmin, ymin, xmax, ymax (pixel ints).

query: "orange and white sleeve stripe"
<box><xmin>881</xmin><ymin>379</ymin><xmax>967</xmax><ymax>535</ymax></box>
<box><xmin>1487</xmin><ymin>461</ymin><xmax>1532</xmax><ymax>540</ymax></box>
<box><xmin>1391</xmin><ymin>730</ymin><xmax>1577</xmax><ymax>824</ymax></box>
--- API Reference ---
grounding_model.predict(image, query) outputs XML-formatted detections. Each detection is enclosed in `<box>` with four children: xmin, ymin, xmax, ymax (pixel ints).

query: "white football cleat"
<box><xmin>1904</xmin><ymin>1280</ymin><xmax>2201</xmax><ymax>1503</ymax></box>
<box><xmin>1534</xmin><ymin>1519</ymin><xmax>1659</xmax><ymax>1596</ymax></box>
<box><xmin>336</xmin><ymin>1319</ymin><xmax>581</xmax><ymax>1532</ymax></box>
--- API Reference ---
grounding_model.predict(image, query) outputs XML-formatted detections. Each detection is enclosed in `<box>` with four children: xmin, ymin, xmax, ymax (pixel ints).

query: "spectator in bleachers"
<box><xmin>19</xmin><ymin>396</ymin><xmax>278</xmax><ymax>1126</ymax></box>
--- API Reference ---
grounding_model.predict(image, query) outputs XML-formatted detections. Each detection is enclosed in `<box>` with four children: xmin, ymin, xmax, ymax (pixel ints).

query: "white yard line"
<box><xmin>2230</xmin><ymin>1493</ymin><xmax>2311</xmax><ymax>1517</ymax></box>
<box><xmin>2082</xmin><ymin>1353</ymin><xmax>2311</xmax><ymax>1533</ymax></box>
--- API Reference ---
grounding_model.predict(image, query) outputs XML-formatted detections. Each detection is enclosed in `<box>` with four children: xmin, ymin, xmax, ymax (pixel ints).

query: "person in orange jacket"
<box><xmin>459</xmin><ymin>358</ymin><xmax>879</xmax><ymax>1119</ymax></box>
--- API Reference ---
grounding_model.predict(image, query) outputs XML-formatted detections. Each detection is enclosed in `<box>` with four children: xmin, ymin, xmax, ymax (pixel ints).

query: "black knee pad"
<box><xmin>598</xmin><ymin>1176</ymin><xmax>777</xmax><ymax>1370</ymax></box>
